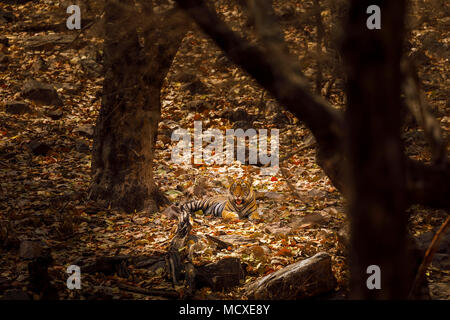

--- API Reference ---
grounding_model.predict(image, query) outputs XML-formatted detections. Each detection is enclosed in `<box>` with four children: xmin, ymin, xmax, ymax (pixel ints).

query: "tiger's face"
<box><xmin>228</xmin><ymin>180</ymin><xmax>252</xmax><ymax>208</ymax></box>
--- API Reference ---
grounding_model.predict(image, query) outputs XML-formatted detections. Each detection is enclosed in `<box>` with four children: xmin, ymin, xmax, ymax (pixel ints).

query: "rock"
<box><xmin>28</xmin><ymin>140</ymin><xmax>51</xmax><ymax>156</ymax></box>
<box><xmin>19</xmin><ymin>240</ymin><xmax>42</xmax><ymax>259</ymax></box>
<box><xmin>195</xmin><ymin>257</ymin><xmax>245</xmax><ymax>291</ymax></box>
<box><xmin>1</xmin><ymin>289</ymin><xmax>30</xmax><ymax>300</ymax></box>
<box><xmin>46</xmin><ymin>108</ymin><xmax>63</xmax><ymax>120</ymax></box>
<box><xmin>21</xmin><ymin>80</ymin><xmax>63</xmax><ymax>106</ymax></box>
<box><xmin>245</xmin><ymin>252</ymin><xmax>337</xmax><ymax>299</ymax></box>
<box><xmin>73</xmin><ymin>124</ymin><xmax>94</xmax><ymax>137</ymax></box>
<box><xmin>5</xmin><ymin>100</ymin><xmax>32</xmax><ymax>115</ymax></box>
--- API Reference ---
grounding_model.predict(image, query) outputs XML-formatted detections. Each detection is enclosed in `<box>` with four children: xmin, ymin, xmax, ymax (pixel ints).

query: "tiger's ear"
<box><xmin>245</xmin><ymin>176</ymin><xmax>254</xmax><ymax>186</ymax></box>
<box><xmin>225</xmin><ymin>176</ymin><xmax>235</xmax><ymax>188</ymax></box>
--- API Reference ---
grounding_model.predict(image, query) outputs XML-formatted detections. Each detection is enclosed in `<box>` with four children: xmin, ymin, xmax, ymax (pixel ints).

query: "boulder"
<box><xmin>245</xmin><ymin>252</ymin><xmax>337</xmax><ymax>299</ymax></box>
<box><xmin>21</xmin><ymin>80</ymin><xmax>63</xmax><ymax>106</ymax></box>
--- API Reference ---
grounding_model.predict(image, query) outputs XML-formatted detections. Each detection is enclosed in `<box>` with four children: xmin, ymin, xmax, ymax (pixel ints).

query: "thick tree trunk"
<box><xmin>90</xmin><ymin>1</ymin><xmax>186</xmax><ymax>213</ymax></box>
<box><xmin>342</xmin><ymin>1</ymin><xmax>412</xmax><ymax>298</ymax></box>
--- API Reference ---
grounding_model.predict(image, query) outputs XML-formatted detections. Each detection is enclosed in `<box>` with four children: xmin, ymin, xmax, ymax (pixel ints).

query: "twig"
<box><xmin>117</xmin><ymin>283</ymin><xmax>179</xmax><ymax>299</ymax></box>
<box><xmin>408</xmin><ymin>215</ymin><xmax>450</xmax><ymax>298</ymax></box>
<box><xmin>205</xmin><ymin>234</ymin><xmax>232</xmax><ymax>250</ymax></box>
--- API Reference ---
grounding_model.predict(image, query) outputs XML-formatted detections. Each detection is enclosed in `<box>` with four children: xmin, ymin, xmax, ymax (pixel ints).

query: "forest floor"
<box><xmin>0</xmin><ymin>0</ymin><xmax>449</xmax><ymax>300</ymax></box>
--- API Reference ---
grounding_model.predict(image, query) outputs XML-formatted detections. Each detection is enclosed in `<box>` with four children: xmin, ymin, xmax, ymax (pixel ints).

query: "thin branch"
<box><xmin>408</xmin><ymin>215</ymin><xmax>450</xmax><ymax>298</ymax></box>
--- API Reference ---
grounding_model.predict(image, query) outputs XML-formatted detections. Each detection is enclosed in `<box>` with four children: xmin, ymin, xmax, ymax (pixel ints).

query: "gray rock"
<box><xmin>21</xmin><ymin>80</ymin><xmax>63</xmax><ymax>106</ymax></box>
<box><xmin>245</xmin><ymin>252</ymin><xmax>337</xmax><ymax>299</ymax></box>
<box><xmin>5</xmin><ymin>101</ymin><xmax>31</xmax><ymax>115</ymax></box>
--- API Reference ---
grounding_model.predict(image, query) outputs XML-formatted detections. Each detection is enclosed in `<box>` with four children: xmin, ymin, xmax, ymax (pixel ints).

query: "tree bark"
<box><xmin>342</xmin><ymin>0</ymin><xmax>412</xmax><ymax>299</ymax></box>
<box><xmin>90</xmin><ymin>1</ymin><xmax>186</xmax><ymax>213</ymax></box>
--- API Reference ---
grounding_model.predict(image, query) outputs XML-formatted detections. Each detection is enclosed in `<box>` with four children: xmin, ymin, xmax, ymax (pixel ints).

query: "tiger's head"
<box><xmin>227</xmin><ymin>178</ymin><xmax>254</xmax><ymax>208</ymax></box>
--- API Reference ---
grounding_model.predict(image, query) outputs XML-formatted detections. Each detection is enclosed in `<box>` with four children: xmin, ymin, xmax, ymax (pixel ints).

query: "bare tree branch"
<box><xmin>401</xmin><ymin>59</ymin><xmax>447</xmax><ymax>164</ymax></box>
<box><xmin>173</xmin><ymin>0</ymin><xmax>450</xmax><ymax>209</ymax></box>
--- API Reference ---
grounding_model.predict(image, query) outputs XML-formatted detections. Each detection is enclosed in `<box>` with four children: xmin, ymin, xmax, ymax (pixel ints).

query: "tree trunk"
<box><xmin>90</xmin><ymin>0</ymin><xmax>186</xmax><ymax>213</ymax></box>
<box><xmin>342</xmin><ymin>0</ymin><xmax>412</xmax><ymax>298</ymax></box>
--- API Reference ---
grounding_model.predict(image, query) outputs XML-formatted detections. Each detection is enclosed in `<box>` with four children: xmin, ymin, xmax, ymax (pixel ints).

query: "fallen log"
<box><xmin>245</xmin><ymin>252</ymin><xmax>336</xmax><ymax>299</ymax></box>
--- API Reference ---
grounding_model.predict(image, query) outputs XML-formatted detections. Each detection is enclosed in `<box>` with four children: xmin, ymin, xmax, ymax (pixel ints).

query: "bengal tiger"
<box><xmin>180</xmin><ymin>178</ymin><xmax>258</xmax><ymax>220</ymax></box>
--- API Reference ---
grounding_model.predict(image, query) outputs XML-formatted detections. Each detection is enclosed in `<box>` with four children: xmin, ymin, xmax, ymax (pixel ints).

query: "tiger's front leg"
<box><xmin>221</xmin><ymin>209</ymin><xmax>240</xmax><ymax>221</ymax></box>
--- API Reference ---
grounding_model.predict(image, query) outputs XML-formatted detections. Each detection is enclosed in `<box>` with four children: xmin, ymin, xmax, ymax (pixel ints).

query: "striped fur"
<box><xmin>181</xmin><ymin>180</ymin><xmax>257</xmax><ymax>220</ymax></box>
